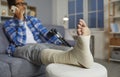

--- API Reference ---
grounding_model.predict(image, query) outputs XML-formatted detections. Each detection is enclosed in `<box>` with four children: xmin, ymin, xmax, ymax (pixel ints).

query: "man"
<box><xmin>4</xmin><ymin>0</ymin><xmax>94</xmax><ymax>68</ymax></box>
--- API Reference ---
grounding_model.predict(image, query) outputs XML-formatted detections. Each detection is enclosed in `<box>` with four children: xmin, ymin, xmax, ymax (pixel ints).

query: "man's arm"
<box><xmin>31</xmin><ymin>17</ymin><xmax>62</xmax><ymax>45</ymax></box>
<box><xmin>4</xmin><ymin>19</ymin><xmax>26</xmax><ymax>46</ymax></box>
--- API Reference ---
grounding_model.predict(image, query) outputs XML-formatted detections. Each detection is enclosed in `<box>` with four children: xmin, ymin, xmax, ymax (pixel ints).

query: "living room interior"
<box><xmin>0</xmin><ymin>0</ymin><xmax>120</xmax><ymax>77</ymax></box>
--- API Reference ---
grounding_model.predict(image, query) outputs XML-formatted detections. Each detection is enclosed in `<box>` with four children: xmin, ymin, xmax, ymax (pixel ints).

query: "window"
<box><xmin>68</xmin><ymin>0</ymin><xmax>104</xmax><ymax>29</ymax></box>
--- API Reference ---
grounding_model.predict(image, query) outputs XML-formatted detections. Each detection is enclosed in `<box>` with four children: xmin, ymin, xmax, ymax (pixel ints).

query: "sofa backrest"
<box><xmin>0</xmin><ymin>23</ymin><xmax>9</xmax><ymax>54</ymax></box>
<box><xmin>44</xmin><ymin>25</ymin><xmax>65</xmax><ymax>37</ymax></box>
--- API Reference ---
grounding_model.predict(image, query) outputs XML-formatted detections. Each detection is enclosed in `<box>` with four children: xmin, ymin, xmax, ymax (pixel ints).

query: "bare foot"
<box><xmin>77</xmin><ymin>19</ymin><xmax>91</xmax><ymax>36</ymax></box>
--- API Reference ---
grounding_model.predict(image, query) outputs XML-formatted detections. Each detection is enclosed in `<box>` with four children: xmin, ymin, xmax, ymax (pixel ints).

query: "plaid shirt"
<box><xmin>3</xmin><ymin>16</ymin><xmax>62</xmax><ymax>56</ymax></box>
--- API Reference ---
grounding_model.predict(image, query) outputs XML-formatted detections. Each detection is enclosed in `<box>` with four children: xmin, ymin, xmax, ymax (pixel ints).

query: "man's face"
<box><xmin>15</xmin><ymin>0</ymin><xmax>27</xmax><ymax>11</ymax></box>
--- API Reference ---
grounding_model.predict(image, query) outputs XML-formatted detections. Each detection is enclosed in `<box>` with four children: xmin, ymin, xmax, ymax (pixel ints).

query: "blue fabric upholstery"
<box><xmin>0</xmin><ymin>23</ymin><xmax>9</xmax><ymax>54</ymax></box>
<box><xmin>0</xmin><ymin>54</ymin><xmax>43</xmax><ymax>77</ymax></box>
<box><xmin>0</xmin><ymin>61</ymin><xmax>11</xmax><ymax>77</ymax></box>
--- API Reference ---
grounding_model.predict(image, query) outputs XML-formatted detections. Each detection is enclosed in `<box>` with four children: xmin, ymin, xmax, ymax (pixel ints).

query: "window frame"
<box><xmin>68</xmin><ymin>0</ymin><xmax>104</xmax><ymax>30</ymax></box>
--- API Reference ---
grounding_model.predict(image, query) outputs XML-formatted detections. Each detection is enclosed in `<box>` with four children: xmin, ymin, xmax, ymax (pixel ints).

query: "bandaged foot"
<box><xmin>41</xmin><ymin>19</ymin><xmax>94</xmax><ymax>68</ymax></box>
<box><xmin>70</xmin><ymin>35</ymin><xmax>94</xmax><ymax>68</ymax></box>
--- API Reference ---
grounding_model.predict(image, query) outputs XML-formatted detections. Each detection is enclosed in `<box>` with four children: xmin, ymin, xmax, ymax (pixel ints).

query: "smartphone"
<box><xmin>10</xmin><ymin>6</ymin><xmax>18</xmax><ymax>13</ymax></box>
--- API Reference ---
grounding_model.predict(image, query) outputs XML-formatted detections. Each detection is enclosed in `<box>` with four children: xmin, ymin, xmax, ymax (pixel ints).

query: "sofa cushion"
<box><xmin>0</xmin><ymin>61</ymin><xmax>11</xmax><ymax>77</ymax></box>
<box><xmin>0</xmin><ymin>23</ymin><xmax>9</xmax><ymax>54</ymax></box>
<box><xmin>0</xmin><ymin>54</ymin><xmax>45</xmax><ymax>77</ymax></box>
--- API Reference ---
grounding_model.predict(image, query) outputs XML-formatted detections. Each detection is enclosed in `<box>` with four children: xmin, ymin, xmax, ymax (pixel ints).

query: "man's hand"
<box><xmin>77</xmin><ymin>19</ymin><xmax>91</xmax><ymax>36</ymax></box>
<box><xmin>15</xmin><ymin>6</ymin><xmax>25</xmax><ymax>21</ymax></box>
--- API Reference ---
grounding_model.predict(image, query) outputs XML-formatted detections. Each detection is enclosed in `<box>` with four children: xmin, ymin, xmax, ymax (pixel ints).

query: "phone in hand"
<box><xmin>10</xmin><ymin>5</ymin><xmax>27</xmax><ymax>17</ymax></box>
<box><xmin>10</xmin><ymin>6</ymin><xmax>18</xmax><ymax>13</ymax></box>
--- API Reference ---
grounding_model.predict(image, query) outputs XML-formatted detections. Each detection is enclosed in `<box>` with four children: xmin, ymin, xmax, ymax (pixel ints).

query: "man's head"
<box><xmin>15</xmin><ymin>0</ymin><xmax>27</xmax><ymax>7</ymax></box>
<box><xmin>7</xmin><ymin>0</ymin><xmax>27</xmax><ymax>18</ymax></box>
<box><xmin>7</xmin><ymin>0</ymin><xmax>27</xmax><ymax>10</ymax></box>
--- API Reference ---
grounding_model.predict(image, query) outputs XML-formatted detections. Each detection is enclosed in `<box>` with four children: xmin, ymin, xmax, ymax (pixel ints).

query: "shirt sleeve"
<box><xmin>3</xmin><ymin>19</ymin><xmax>26</xmax><ymax>46</ymax></box>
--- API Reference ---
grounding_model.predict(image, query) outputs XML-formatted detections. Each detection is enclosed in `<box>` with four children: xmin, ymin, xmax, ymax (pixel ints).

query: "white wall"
<box><xmin>52</xmin><ymin>0</ymin><xmax>68</xmax><ymax>28</ymax></box>
<box><xmin>26</xmin><ymin>0</ymin><xmax>53</xmax><ymax>25</ymax></box>
<box><xmin>52</xmin><ymin>0</ymin><xmax>109</xmax><ymax>59</ymax></box>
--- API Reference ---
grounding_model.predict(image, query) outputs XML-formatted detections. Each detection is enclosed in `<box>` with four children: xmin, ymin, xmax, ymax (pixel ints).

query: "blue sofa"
<box><xmin>0</xmin><ymin>23</ymin><xmax>74</xmax><ymax>77</ymax></box>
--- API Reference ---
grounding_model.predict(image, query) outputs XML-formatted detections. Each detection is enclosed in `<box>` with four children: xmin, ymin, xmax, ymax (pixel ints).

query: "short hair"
<box><xmin>7</xmin><ymin>0</ymin><xmax>16</xmax><ymax>9</ymax></box>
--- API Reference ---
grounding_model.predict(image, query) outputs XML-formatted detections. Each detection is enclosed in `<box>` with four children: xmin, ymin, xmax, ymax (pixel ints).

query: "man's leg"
<box><xmin>41</xmin><ymin>19</ymin><xmax>94</xmax><ymax>68</ymax></box>
<box><xmin>13</xmin><ymin>43</ymin><xmax>71</xmax><ymax>65</ymax></box>
<box><xmin>41</xmin><ymin>35</ymin><xmax>93</xmax><ymax>68</ymax></box>
<box><xmin>13</xmin><ymin>43</ymin><xmax>48</xmax><ymax>65</ymax></box>
<box><xmin>13</xmin><ymin>36</ymin><xmax>93</xmax><ymax>68</ymax></box>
